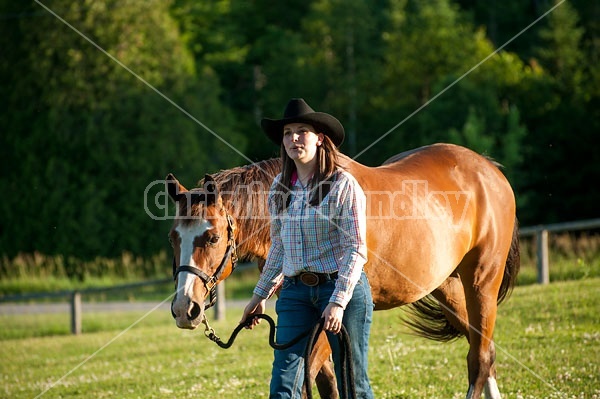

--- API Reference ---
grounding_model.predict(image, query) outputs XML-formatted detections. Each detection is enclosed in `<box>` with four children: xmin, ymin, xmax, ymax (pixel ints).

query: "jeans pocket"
<box><xmin>355</xmin><ymin>272</ymin><xmax>374</xmax><ymax>307</ymax></box>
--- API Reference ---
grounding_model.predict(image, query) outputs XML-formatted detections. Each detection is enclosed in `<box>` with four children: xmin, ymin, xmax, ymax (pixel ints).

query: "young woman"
<box><xmin>240</xmin><ymin>98</ymin><xmax>374</xmax><ymax>398</ymax></box>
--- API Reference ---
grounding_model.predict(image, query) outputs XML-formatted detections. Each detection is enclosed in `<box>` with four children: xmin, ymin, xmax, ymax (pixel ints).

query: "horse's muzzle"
<box><xmin>171</xmin><ymin>296</ymin><xmax>203</xmax><ymax>329</ymax></box>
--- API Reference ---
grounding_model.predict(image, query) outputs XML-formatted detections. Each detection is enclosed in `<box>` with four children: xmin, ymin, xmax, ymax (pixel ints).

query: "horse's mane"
<box><xmin>201</xmin><ymin>158</ymin><xmax>282</xmax><ymax>260</ymax></box>
<box><xmin>209</xmin><ymin>158</ymin><xmax>282</xmax><ymax>191</ymax></box>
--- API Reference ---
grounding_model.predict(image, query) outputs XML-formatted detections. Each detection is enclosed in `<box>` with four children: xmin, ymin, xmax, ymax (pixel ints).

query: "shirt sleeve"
<box><xmin>329</xmin><ymin>173</ymin><xmax>368</xmax><ymax>308</ymax></box>
<box><xmin>253</xmin><ymin>175</ymin><xmax>285</xmax><ymax>299</ymax></box>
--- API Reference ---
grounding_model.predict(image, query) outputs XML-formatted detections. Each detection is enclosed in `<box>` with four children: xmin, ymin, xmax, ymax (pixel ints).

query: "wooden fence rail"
<box><xmin>0</xmin><ymin>278</ymin><xmax>172</xmax><ymax>334</ymax></box>
<box><xmin>0</xmin><ymin>272</ymin><xmax>236</xmax><ymax>335</ymax></box>
<box><xmin>519</xmin><ymin>218</ymin><xmax>600</xmax><ymax>284</ymax></box>
<box><xmin>2</xmin><ymin>219</ymin><xmax>599</xmax><ymax>334</ymax></box>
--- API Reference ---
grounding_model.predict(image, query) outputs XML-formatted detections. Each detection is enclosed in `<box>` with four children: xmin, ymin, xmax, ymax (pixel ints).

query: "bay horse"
<box><xmin>166</xmin><ymin>143</ymin><xmax>520</xmax><ymax>399</ymax></box>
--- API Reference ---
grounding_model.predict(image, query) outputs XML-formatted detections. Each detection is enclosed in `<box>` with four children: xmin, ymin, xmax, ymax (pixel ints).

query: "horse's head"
<box><xmin>166</xmin><ymin>173</ymin><xmax>237</xmax><ymax>329</ymax></box>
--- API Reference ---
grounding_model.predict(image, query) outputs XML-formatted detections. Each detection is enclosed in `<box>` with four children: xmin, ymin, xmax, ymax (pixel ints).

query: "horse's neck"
<box><xmin>220</xmin><ymin>159</ymin><xmax>280</xmax><ymax>261</ymax></box>
<box><xmin>231</xmin><ymin>206</ymin><xmax>271</xmax><ymax>261</ymax></box>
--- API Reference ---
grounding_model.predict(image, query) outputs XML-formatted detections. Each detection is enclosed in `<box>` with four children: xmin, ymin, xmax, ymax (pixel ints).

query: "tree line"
<box><xmin>0</xmin><ymin>0</ymin><xmax>598</xmax><ymax>263</ymax></box>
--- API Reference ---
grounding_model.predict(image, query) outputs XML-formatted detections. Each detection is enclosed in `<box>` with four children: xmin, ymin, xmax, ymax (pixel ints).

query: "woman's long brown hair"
<box><xmin>273</xmin><ymin>135</ymin><xmax>343</xmax><ymax>213</ymax></box>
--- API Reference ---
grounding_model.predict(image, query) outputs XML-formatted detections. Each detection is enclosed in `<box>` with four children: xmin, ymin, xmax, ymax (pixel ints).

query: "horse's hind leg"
<box><xmin>432</xmin><ymin>273</ymin><xmax>470</xmax><ymax>337</ymax></box>
<box><xmin>459</xmin><ymin>252</ymin><xmax>505</xmax><ymax>399</ymax></box>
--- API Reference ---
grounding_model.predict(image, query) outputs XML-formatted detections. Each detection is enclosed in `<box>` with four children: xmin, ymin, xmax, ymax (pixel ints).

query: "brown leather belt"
<box><xmin>295</xmin><ymin>272</ymin><xmax>338</xmax><ymax>287</ymax></box>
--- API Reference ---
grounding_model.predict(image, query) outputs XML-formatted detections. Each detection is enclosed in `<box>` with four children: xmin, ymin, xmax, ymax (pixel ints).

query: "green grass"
<box><xmin>516</xmin><ymin>254</ymin><xmax>600</xmax><ymax>285</ymax></box>
<box><xmin>1</xmin><ymin>278</ymin><xmax>598</xmax><ymax>398</ymax></box>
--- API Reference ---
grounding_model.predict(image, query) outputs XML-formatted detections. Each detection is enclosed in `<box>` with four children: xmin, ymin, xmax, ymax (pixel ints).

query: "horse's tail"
<box><xmin>402</xmin><ymin>294</ymin><xmax>463</xmax><ymax>342</ymax></box>
<box><xmin>402</xmin><ymin>217</ymin><xmax>521</xmax><ymax>342</ymax></box>
<box><xmin>497</xmin><ymin>216</ymin><xmax>521</xmax><ymax>304</ymax></box>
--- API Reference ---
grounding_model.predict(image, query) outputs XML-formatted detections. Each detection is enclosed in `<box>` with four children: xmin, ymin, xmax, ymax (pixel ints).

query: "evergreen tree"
<box><xmin>516</xmin><ymin>0</ymin><xmax>598</xmax><ymax>223</ymax></box>
<box><xmin>0</xmin><ymin>0</ymin><xmax>241</xmax><ymax>263</ymax></box>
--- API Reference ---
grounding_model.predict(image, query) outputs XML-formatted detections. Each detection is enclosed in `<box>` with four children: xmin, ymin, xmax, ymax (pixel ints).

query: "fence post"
<box><xmin>71</xmin><ymin>291</ymin><xmax>82</xmax><ymax>335</ymax></box>
<box><xmin>536</xmin><ymin>229</ymin><xmax>549</xmax><ymax>284</ymax></box>
<box><xmin>214</xmin><ymin>281</ymin><xmax>226</xmax><ymax>321</ymax></box>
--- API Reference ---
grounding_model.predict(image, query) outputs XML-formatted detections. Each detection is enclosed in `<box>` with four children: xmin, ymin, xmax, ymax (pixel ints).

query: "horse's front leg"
<box><xmin>315</xmin><ymin>359</ymin><xmax>338</xmax><ymax>399</ymax></box>
<box><xmin>305</xmin><ymin>331</ymin><xmax>339</xmax><ymax>399</ymax></box>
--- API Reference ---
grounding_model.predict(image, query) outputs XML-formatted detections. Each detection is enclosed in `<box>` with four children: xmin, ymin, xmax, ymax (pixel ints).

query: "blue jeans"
<box><xmin>269</xmin><ymin>272</ymin><xmax>374</xmax><ymax>399</ymax></box>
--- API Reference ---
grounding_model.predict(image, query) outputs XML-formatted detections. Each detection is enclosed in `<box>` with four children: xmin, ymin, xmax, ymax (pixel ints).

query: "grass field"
<box><xmin>1</xmin><ymin>278</ymin><xmax>598</xmax><ymax>399</ymax></box>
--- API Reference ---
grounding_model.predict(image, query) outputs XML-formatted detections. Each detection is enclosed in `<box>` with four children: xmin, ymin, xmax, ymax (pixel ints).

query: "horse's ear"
<box><xmin>203</xmin><ymin>174</ymin><xmax>219</xmax><ymax>205</ymax></box>
<box><xmin>166</xmin><ymin>173</ymin><xmax>188</xmax><ymax>202</ymax></box>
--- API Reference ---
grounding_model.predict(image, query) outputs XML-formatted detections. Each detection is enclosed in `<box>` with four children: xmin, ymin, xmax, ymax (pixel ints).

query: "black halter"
<box><xmin>172</xmin><ymin>213</ymin><xmax>238</xmax><ymax>310</ymax></box>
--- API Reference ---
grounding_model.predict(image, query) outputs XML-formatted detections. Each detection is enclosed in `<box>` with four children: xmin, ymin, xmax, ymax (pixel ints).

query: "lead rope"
<box><xmin>303</xmin><ymin>318</ymin><xmax>356</xmax><ymax>399</ymax></box>
<box><xmin>202</xmin><ymin>314</ymin><xmax>356</xmax><ymax>399</ymax></box>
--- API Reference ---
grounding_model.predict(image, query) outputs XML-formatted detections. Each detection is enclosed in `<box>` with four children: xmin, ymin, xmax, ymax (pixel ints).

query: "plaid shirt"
<box><xmin>254</xmin><ymin>169</ymin><xmax>368</xmax><ymax>309</ymax></box>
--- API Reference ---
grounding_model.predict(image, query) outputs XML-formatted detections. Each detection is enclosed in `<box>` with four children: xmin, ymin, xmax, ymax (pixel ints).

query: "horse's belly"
<box><xmin>365</xmin><ymin>258</ymin><xmax>455</xmax><ymax>310</ymax></box>
<box><xmin>364</xmin><ymin>221</ymin><xmax>468</xmax><ymax>309</ymax></box>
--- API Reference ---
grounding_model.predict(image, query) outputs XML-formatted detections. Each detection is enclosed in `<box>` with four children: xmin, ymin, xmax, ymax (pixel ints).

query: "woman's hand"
<box><xmin>322</xmin><ymin>302</ymin><xmax>344</xmax><ymax>334</ymax></box>
<box><xmin>240</xmin><ymin>294</ymin><xmax>266</xmax><ymax>329</ymax></box>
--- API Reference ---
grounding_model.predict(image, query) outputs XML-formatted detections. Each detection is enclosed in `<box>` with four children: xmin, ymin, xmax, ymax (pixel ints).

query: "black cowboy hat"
<box><xmin>261</xmin><ymin>98</ymin><xmax>345</xmax><ymax>147</ymax></box>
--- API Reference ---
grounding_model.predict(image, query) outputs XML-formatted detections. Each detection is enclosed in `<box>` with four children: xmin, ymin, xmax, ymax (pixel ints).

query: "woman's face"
<box><xmin>282</xmin><ymin>123</ymin><xmax>324</xmax><ymax>165</ymax></box>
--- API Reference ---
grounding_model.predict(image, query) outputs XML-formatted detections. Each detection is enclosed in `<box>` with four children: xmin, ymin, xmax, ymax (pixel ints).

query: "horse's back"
<box><xmin>342</xmin><ymin>143</ymin><xmax>516</xmax><ymax>308</ymax></box>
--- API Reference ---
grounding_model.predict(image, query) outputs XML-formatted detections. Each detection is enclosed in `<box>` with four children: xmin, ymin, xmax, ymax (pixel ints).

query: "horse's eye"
<box><xmin>208</xmin><ymin>234</ymin><xmax>220</xmax><ymax>245</ymax></box>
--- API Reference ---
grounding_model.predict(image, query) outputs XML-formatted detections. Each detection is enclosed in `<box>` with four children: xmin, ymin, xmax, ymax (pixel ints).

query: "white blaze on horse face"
<box><xmin>175</xmin><ymin>220</ymin><xmax>214</xmax><ymax>299</ymax></box>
